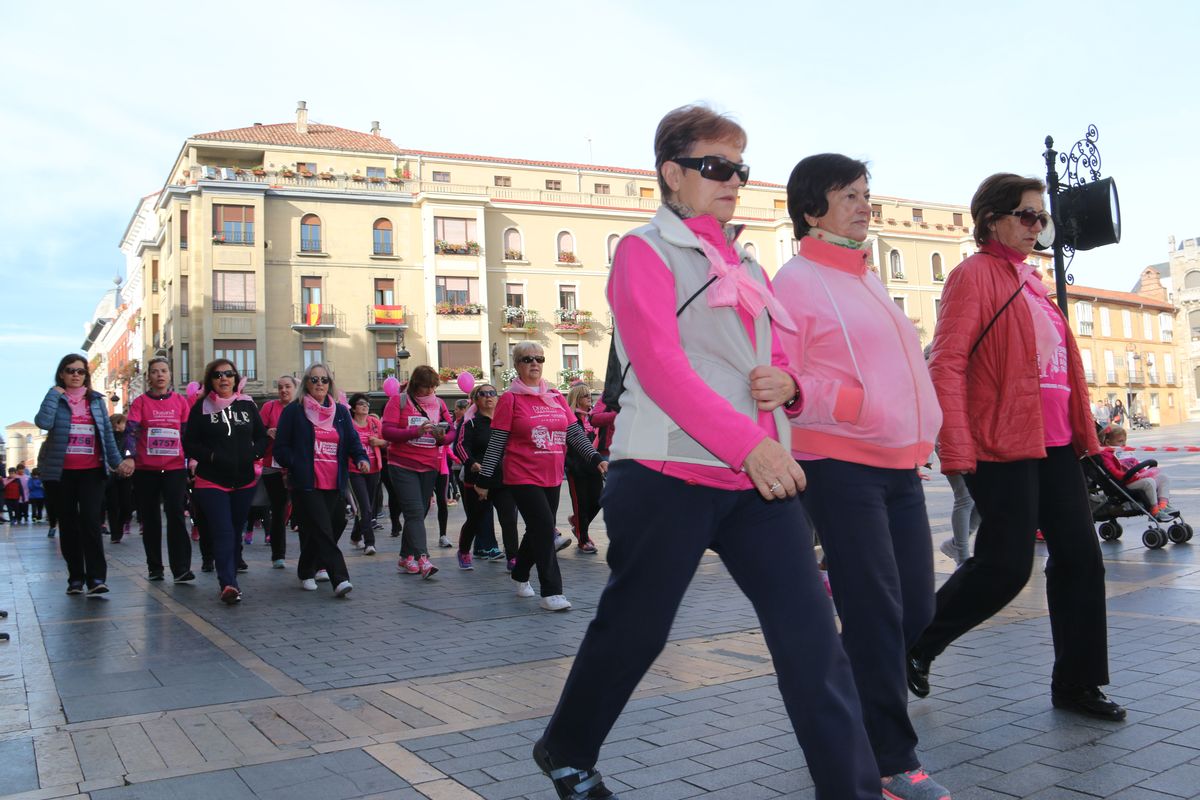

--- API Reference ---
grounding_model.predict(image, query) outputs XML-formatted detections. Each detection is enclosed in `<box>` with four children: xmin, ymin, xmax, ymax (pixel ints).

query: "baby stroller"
<box><xmin>1083</xmin><ymin>453</ymin><xmax>1192</xmax><ymax>549</ymax></box>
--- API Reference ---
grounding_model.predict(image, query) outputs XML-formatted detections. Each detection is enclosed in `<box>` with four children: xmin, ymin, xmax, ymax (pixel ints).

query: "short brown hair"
<box><xmin>654</xmin><ymin>105</ymin><xmax>747</xmax><ymax>200</ymax></box>
<box><xmin>407</xmin><ymin>365</ymin><xmax>441</xmax><ymax>400</ymax></box>
<box><xmin>201</xmin><ymin>359</ymin><xmax>239</xmax><ymax>398</ymax></box>
<box><xmin>970</xmin><ymin>173</ymin><xmax>1046</xmax><ymax>247</ymax></box>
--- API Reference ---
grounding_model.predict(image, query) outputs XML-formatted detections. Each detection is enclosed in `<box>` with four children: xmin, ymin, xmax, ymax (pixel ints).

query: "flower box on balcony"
<box><xmin>388</xmin><ymin>177</ymin><xmax>403</xmax><ymax>185</ymax></box>
<box><xmin>352</xmin><ymin>174</ymin><xmax>366</xmax><ymax>182</ymax></box>
<box><xmin>299</xmin><ymin>171</ymin><xmax>314</xmax><ymax>178</ymax></box>
<box><xmin>318</xmin><ymin>172</ymin><xmax>334</xmax><ymax>180</ymax></box>
<box><xmin>504</xmin><ymin>249</ymin><xmax>524</xmax><ymax>261</ymax></box>
<box><xmin>252</xmin><ymin>168</ymin><xmax>266</xmax><ymax>177</ymax></box>
<box><xmin>435</xmin><ymin>240</ymin><xmax>482</xmax><ymax>256</ymax></box>
<box><xmin>558</xmin><ymin>251</ymin><xmax>577</xmax><ymax>263</ymax></box>
<box><xmin>436</xmin><ymin>302</ymin><xmax>485</xmax><ymax>316</ymax></box>
<box><xmin>369</xmin><ymin>177</ymin><xmax>383</xmax><ymax>184</ymax></box>
<box><xmin>281</xmin><ymin>169</ymin><xmax>296</xmax><ymax>178</ymax></box>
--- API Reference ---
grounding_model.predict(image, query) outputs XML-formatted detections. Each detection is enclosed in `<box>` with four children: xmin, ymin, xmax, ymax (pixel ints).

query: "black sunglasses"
<box><xmin>1005</xmin><ymin>209</ymin><xmax>1052</xmax><ymax>229</ymax></box>
<box><xmin>477</xmin><ymin>389</ymin><xmax>498</xmax><ymax>397</ymax></box>
<box><xmin>518</xmin><ymin>356</ymin><xmax>546</xmax><ymax>364</ymax></box>
<box><xmin>671</xmin><ymin>155</ymin><xmax>750</xmax><ymax>185</ymax></box>
<box><xmin>308</xmin><ymin>375</ymin><xmax>331</xmax><ymax>385</ymax></box>
<box><xmin>213</xmin><ymin>369</ymin><xmax>237</xmax><ymax>379</ymax></box>
<box><xmin>63</xmin><ymin>367</ymin><xmax>87</xmax><ymax>376</ymax></box>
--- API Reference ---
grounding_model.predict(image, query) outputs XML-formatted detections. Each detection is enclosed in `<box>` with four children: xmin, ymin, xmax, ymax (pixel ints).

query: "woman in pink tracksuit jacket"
<box><xmin>773</xmin><ymin>153</ymin><xmax>946</xmax><ymax>800</ymax></box>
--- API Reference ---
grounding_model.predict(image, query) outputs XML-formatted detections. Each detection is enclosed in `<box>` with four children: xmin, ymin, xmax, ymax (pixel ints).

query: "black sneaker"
<box><xmin>201</xmin><ymin>560</ymin><xmax>215</xmax><ymax>573</ymax></box>
<box><xmin>532</xmin><ymin>739</ymin><xmax>614</xmax><ymax>800</ymax></box>
<box><xmin>174</xmin><ymin>571</ymin><xmax>196</xmax><ymax>584</ymax></box>
<box><xmin>1051</xmin><ymin>684</ymin><xmax>1127</xmax><ymax>721</ymax></box>
<box><xmin>66</xmin><ymin>581</ymin><xmax>84</xmax><ymax>595</ymax></box>
<box><xmin>907</xmin><ymin>650</ymin><xmax>932</xmax><ymax>698</ymax></box>
<box><xmin>148</xmin><ymin>570</ymin><xmax>165</xmax><ymax>582</ymax></box>
<box><xmin>47</xmin><ymin>527</ymin><xmax>56</xmax><ymax>538</ymax></box>
<box><xmin>237</xmin><ymin>561</ymin><xmax>249</xmax><ymax>573</ymax></box>
<box><xmin>87</xmin><ymin>582</ymin><xmax>110</xmax><ymax>595</ymax></box>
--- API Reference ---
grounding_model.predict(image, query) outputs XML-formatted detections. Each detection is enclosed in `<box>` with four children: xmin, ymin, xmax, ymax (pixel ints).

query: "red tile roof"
<box><xmin>1067</xmin><ymin>283</ymin><xmax>1174</xmax><ymax>311</ymax></box>
<box><xmin>192</xmin><ymin>123</ymin><xmax>404</xmax><ymax>155</ymax></box>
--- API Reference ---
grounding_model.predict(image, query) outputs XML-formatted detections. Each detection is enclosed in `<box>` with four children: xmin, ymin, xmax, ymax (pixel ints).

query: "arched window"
<box><xmin>743</xmin><ymin>242</ymin><xmax>757</xmax><ymax>261</ymax></box>
<box><xmin>889</xmin><ymin>249</ymin><xmax>904</xmax><ymax>279</ymax></box>
<box><xmin>372</xmin><ymin>218</ymin><xmax>393</xmax><ymax>255</ymax></box>
<box><xmin>300</xmin><ymin>214</ymin><xmax>321</xmax><ymax>252</ymax></box>
<box><xmin>607</xmin><ymin>234</ymin><xmax>620</xmax><ymax>265</ymax></box>
<box><xmin>557</xmin><ymin>231</ymin><xmax>576</xmax><ymax>263</ymax></box>
<box><xmin>504</xmin><ymin>228</ymin><xmax>523</xmax><ymax>260</ymax></box>
<box><xmin>1193</xmin><ymin>366</ymin><xmax>1200</xmax><ymax>400</ymax></box>
<box><xmin>1189</xmin><ymin>309</ymin><xmax>1200</xmax><ymax>341</ymax></box>
<box><xmin>931</xmin><ymin>253</ymin><xmax>944</xmax><ymax>281</ymax></box>
<box><xmin>1186</xmin><ymin>270</ymin><xmax>1200</xmax><ymax>290</ymax></box>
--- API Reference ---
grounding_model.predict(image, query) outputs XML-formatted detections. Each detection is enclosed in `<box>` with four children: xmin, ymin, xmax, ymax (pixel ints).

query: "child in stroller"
<box><xmin>1099</xmin><ymin>425</ymin><xmax>1178</xmax><ymax>522</ymax></box>
<box><xmin>1086</xmin><ymin>424</ymin><xmax>1191</xmax><ymax>549</ymax></box>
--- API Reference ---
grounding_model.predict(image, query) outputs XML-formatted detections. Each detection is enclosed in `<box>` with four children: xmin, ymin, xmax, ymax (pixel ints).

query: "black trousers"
<box><xmin>293</xmin><ymin>489</ymin><xmax>350</xmax><ymax>585</ymax></box>
<box><xmin>912</xmin><ymin>446</ymin><xmax>1110</xmax><ymax>687</ymax></box>
<box><xmin>31</xmin><ymin>498</ymin><xmax>45</xmax><ymax>520</ymax></box>
<box><xmin>105</xmin><ymin>472</ymin><xmax>135</xmax><ymax>540</ymax></box>
<box><xmin>492</xmin><ymin>487</ymin><xmax>519</xmax><ymax>558</ymax></box>
<box><xmin>53</xmin><ymin>468</ymin><xmax>108</xmax><ymax>586</ymax></box>
<box><xmin>542</xmin><ymin>461</ymin><xmax>880</xmax><ymax>797</ymax></box>
<box><xmin>566</xmin><ymin>470</ymin><xmax>603</xmax><ymax>545</ymax></box>
<box><xmin>134</xmin><ymin>469</ymin><xmax>192</xmax><ymax>577</ymax></box>
<box><xmin>458</xmin><ymin>482</ymin><xmax>500</xmax><ymax>554</ymax></box>
<box><xmin>801</xmin><ymin>459</ymin><xmax>934</xmax><ymax>776</ymax></box>
<box><xmin>44</xmin><ymin>481</ymin><xmax>60</xmax><ymax>529</ymax></box>
<box><xmin>379</xmin><ymin>461</ymin><xmax>403</xmax><ymax>533</ymax></box>
<box><xmin>348</xmin><ymin>471</ymin><xmax>380</xmax><ymax>546</ymax></box>
<box><xmin>434</xmin><ymin>473</ymin><xmax>449</xmax><ymax>539</ymax></box>
<box><xmin>261</xmin><ymin>471</ymin><xmax>288</xmax><ymax>560</ymax></box>
<box><xmin>509</xmin><ymin>484</ymin><xmax>563</xmax><ymax>597</ymax></box>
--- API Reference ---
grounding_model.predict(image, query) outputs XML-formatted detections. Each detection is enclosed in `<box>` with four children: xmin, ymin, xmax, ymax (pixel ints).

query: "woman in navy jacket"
<box><xmin>35</xmin><ymin>354</ymin><xmax>127</xmax><ymax>595</ymax></box>
<box><xmin>274</xmin><ymin>363</ymin><xmax>369</xmax><ymax>598</ymax></box>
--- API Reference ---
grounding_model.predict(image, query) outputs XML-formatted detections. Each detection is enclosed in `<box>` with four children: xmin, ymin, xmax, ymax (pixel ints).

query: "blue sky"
<box><xmin>2</xmin><ymin>0</ymin><xmax>1198</xmax><ymax>431</ymax></box>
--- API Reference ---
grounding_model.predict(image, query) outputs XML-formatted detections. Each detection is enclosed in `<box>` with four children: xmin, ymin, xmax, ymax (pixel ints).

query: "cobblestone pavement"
<box><xmin>7</xmin><ymin>422</ymin><xmax>1200</xmax><ymax>798</ymax></box>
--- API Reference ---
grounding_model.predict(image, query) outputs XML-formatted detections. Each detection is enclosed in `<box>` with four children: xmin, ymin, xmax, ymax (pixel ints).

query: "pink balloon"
<box><xmin>383</xmin><ymin>376</ymin><xmax>401</xmax><ymax>397</ymax></box>
<box><xmin>186</xmin><ymin>381</ymin><xmax>201</xmax><ymax>400</ymax></box>
<box><xmin>456</xmin><ymin>372</ymin><xmax>475</xmax><ymax>394</ymax></box>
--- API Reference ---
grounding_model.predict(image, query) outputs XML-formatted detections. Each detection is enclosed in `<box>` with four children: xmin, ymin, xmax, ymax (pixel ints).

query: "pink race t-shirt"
<box><xmin>350</xmin><ymin>417</ymin><xmax>381</xmax><ymax>474</ymax></box>
<box><xmin>313</xmin><ymin>426</ymin><xmax>340</xmax><ymax>490</ymax></box>
<box><xmin>492</xmin><ymin>392</ymin><xmax>572</xmax><ymax>488</ymax></box>
<box><xmin>129</xmin><ymin>392</ymin><xmax>190</xmax><ymax>471</ymax></box>
<box><xmin>259</xmin><ymin>399</ymin><xmax>285</xmax><ymax>468</ymax></box>
<box><xmin>63</xmin><ymin>407</ymin><xmax>102</xmax><ymax>471</ymax></box>
<box><xmin>383</xmin><ymin>394</ymin><xmax>448</xmax><ymax>472</ymax></box>
<box><xmin>1026</xmin><ymin>287</ymin><xmax>1073</xmax><ymax>447</ymax></box>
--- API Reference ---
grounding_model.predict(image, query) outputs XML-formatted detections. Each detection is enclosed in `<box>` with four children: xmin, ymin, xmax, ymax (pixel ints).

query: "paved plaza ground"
<box><xmin>9</xmin><ymin>423</ymin><xmax>1200</xmax><ymax>799</ymax></box>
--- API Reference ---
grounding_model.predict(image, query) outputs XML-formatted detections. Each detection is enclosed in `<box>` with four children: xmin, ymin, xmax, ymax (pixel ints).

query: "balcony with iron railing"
<box><xmin>213</xmin><ymin>299</ymin><xmax>256</xmax><ymax>312</ymax></box>
<box><xmin>1128</xmin><ymin>370</ymin><xmax>1145</xmax><ymax>385</ymax></box>
<box><xmin>369</xmin><ymin>369</ymin><xmax>409</xmax><ymax>391</ymax></box>
<box><xmin>188</xmin><ymin>168</ymin><xmax>788</xmax><ymax>221</ymax></box>
<box><xmin>292</xmin><ymin>304</ymin><xmax>343</xmax><ymax>331</ymax></box>
<box><xmin>365</xmin><ymin>304</ymin><xmax>409</xmax><ymax>331</ymax></box>
<box><xmin>1084</xmin><ymin>370</ymin><xmax>1096</xmax><ymax>385</ymax></box>
<box><xmin>1106</xmin><ymin>370</ymin><xmax>1119</xmax><ymax>384</ymax></box>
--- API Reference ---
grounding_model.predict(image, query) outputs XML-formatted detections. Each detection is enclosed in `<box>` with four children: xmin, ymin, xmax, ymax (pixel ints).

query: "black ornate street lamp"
<box><xmin>1042</xmin><ymin>125</ymin><xmax>1123</xmax><ymax>320</ymax></box>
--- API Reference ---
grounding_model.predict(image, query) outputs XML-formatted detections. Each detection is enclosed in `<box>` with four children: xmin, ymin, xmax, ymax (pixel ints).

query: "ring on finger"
<box><xmin>768</xmin><ymin>480</ymin><xmax>783</xmax><ymax>493</ymax></box>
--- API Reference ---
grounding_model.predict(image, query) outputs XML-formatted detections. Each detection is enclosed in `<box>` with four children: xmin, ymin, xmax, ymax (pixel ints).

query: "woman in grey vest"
<box><xmin>528</xmin><ymin>105</ymin><xmax>880</xmax><ymax>800</ymax></box>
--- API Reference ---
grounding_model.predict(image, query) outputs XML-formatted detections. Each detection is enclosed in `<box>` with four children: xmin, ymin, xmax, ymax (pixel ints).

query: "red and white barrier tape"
<box><xmin>1117</xmin><ymin>446</ymin><xmax>1200</xmax><ymax>452</ymax></box>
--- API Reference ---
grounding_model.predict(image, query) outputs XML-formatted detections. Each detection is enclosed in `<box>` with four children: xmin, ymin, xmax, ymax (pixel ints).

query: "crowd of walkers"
<box><xmin>15</xmin><ymin>102</ymin><xmax>1140</xmax><ymax>799</ymax></box>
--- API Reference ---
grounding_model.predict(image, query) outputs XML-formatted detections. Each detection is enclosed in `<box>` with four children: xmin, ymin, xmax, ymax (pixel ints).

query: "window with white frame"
<box><xmin>557</xmin><ymin>231</ymin><xmax>576</xmax><ymax>262</ymax></box>
<box><xmin>1127</xmin><ymin>351</ymin><xmax>1139</xmax><ymax>382</ymax></box>
<box><xmin>562</xmin><ymin>343</ymin><xmax>580</xmax><ymax>371</ymax></box>
<box><xmin>1143</xmin><ymin>312</ymin><xmax>1154</xmax><ymax>340</ymax></box>
<box><xmin>892</xmin><ymin>295</ymin><xmax>907</xmax><ymax>314</ymax></box>
<box><xmin>1160</xmin><ymin>312</ymin><xmax>1174</xmax><ymax>342</ymax></box>
<box><xmin>503</xmin><ymin>227</ymin><xmax>523</xmax><ymax>260</ymax></box>
<box><xmin>558</xmin><ymin>285</ymin><xmax>578</xmax><ymax>311</ymax></box>
<box><xmin>1100</xmin><ymin>307</ymin><xmax>1112</xmax><ymax>337</ymax></box>
<box><xmin>1122</xmin><ymin>309</ymin><xmax>1133</xmax><ymax>338</ymax></box>
<box><xmin>931</xmin><ymin>252</ymin><xmax>944</xmax><ymax>281</ymax></box>
<box><xmin>1076</xmin><ymin>302</ymin><xmax>1094</xmax><ymax>336</ymax></box>
<box><xmin>889</xmin><ymin>249</ymin><xmax>904</xmax><ymax>280</ymax></box>
<box><xmin>1148</xmin><ymin>354</ymin><xmax>1159</xmax><ymax>384</ymax></box>
<box><xmin>505</xmin><ymin>282</ymin><xmax>525</xmax><ymax>309</ymax></box>
<box><xmin>1104</xmin><ymin>350</ymin><xmax>1116</xmax><ymax>383</ymax></box>
<box><xmin>743</xmin><ymin>242</ymin><xmax>757</xmax><ymax>261</ymax></box>
<box><xmin>1165</xmin><ymin>353</ymin><xmax>1176</xmax><ymax>384</ymax></box>
<box><xmin>1080</xmin><ymin>349</ymin><xmax>1094</xmax><ymax>382</ymax></box>
<box><xmin>607</xmin><ymin>234</ymin><xmax>620</xmax><ymax>265</ymax></box>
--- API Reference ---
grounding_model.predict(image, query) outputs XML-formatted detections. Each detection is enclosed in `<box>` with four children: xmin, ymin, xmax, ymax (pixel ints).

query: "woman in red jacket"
<box><xmin>907</xmin><ymin>172</ymin><xmax>1123</xmax><ymax>722</ymax></box>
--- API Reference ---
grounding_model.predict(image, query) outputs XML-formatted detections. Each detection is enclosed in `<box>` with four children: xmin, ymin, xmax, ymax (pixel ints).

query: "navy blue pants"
<box><xmin>194</xmin><ymin>486</ymin><xmax>254</xmax><ymax>592</ymax></box>
<box><xmin>800</xmin><ymin>459</ymin><xmax>934</xmax><ymax>776</ymax></box>
<box><xmin>542</xmin><ymin>461</ymin><xmax>880</xmax><ymax>798</ymax></box>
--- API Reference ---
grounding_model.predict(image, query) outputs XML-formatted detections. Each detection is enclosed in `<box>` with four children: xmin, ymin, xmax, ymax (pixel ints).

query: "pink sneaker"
<box><xmin>418</xmin><ymin>555</ymin><xmax>438</xmax><ymax>579</ymax></box>
<box><xmin>399</xmin><ymin>555</ymin><xmax>419</xmax><ymax>574</ymax></box>
<box><xmin>882</xmin><ymin>768</ymin><xmax>950</xmax><ymax>800</ymax></box>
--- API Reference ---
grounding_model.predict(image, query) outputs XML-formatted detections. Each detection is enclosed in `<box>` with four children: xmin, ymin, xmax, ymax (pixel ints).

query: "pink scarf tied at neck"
<box><xmin>507</xmin><ymin>379</ymin><xmax>561</xmax><ymax>408</ymax></box>
<box><xmin>303</xmin><ymin>394</ymin><xmax>336</xmax><ymax>431</ymax></box>
<box><xmin>695</xmin><ymin>235</ymin><xmax>795</xmax><ymax>333</ymax></box>
<box><xmin>201</xmin><ymin>376</ymin><xmax>251</xmax><ymax>415</ymax></box>
<box><xmin>64</xmin><ymin>386</ymin><xmax>90</xmax><ymax>416</ymax></box>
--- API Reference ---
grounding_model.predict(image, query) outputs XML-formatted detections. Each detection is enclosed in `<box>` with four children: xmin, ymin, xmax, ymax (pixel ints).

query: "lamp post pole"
<box><xmin>1043</xmin><ymin>136</ymin><xmax>1069</xmax><ymax>320</ymax></box>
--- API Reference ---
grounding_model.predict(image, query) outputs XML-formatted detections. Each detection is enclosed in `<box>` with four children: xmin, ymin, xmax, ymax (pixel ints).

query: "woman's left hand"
<box><xmin>749</xmin><ymin>366</ymin><xmax>798</xmax><ymax>411</ymax></box>
<box><xmin>597</xmin><ymin>460</ymin><xmax>609</xmax><ymax>476</ymax></box>
<box><xmin>356</xmin><ymin>460</ymin><xmax>371</xmax><ymax>473</ymax></box>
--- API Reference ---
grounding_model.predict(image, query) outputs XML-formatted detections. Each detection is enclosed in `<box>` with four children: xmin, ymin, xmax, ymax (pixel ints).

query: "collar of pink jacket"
<box><xmin>981</xmin><ymin>239</ymin><xmax>1028</xmax><ymax>265</ymax></box>
<box><xmin>799</xmin><ymin>235</ymin><xmax>869</xmax><ymax>275</ymax></box>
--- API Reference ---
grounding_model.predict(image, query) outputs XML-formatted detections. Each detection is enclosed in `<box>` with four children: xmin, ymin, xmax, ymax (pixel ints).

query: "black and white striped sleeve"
<box><xmin>477</xmin><ymin>428</ymin><xmax>510</xmax><ymax>488</ymax></box>
<box><xmin>566</xmin><ymin>421</ymin><xmax>603</xmax><ymax>469</ymax></box>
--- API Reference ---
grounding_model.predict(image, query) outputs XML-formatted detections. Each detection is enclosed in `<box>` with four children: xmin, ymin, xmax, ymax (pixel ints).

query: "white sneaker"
<box><xmin>334</xmin><ymin>580</ymin><xmax>353</xmax><ymax>597</ymax></box>
<box><xmin>939</xmin><ymin>538</ymin><xmax>962</xmax><ymax>564</ymax></box>
<box><xmin>315</xmin><ymin>569</ymin><xmax>330</xmax><ymax>582</ymax></box>
<box><xmin>554</xmin><ymin>533</ymin><xmax>571</xmax><ymax>552</ymax></box>
<box><xmin>515</xmin><ymin>581</ymin><xmax>535</xmax><ymax>598</ymax></box>
<box><xmin>539</xmin><ymin>595</ymin><xmax>572</xmax><ymax>612</ymax></box>
<box><xmin>300</xmin><ymin>578</ymin><xmax>318</xmax><ymax>591</ymax></box>
<box><xmin>364</xmin><ymin>546</ymin><xmax>377</xmax><ymax>556</ymax></box>
<box><xmin>438</xmin><ymin>535</ymin><xmax>453</xmax><ymax>548</ymax></box>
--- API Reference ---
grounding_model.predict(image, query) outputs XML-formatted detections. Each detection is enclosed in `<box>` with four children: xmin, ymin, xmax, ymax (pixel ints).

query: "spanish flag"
<box><xmin>306</xmin><ymin>304</ymin><xmax>322</xmax><ymax>326</ymax></box>
<box><xmin>373</xmin><ymin>305</ymin><xmax>406</xmax><ymax>325</ymax></box>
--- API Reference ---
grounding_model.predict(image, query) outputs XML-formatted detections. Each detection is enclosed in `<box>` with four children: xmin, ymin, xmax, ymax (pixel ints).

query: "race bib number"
<box><xmin>67</xmin><ymin>423</ymin><xmax>96</xmax><ymax>455</ymax></box>
<box><xmin>146</xmin><ymin>426</ymin><xmax>181</xmax><ymax>457</ymax></box>
<box><xmin>409</xmin><ymin>414</ymin><xmax>435</xmax><ymax>447</ymax></box>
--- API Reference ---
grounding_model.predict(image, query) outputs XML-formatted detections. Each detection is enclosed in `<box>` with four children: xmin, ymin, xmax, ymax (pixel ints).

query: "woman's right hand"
<box><xmin>475</xmin><ymin>485</ymin><xmax>489</xmax><ymax>500</ymax></box>
<box><xmin>742</xmin><ymin>438</ymin><xmax>806</xmax><ymax>500</ymax></box>
<box><xmin>267</xmin><ymin>427</ymin><xmax>277</xmax><ymax>439</ymax></box>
